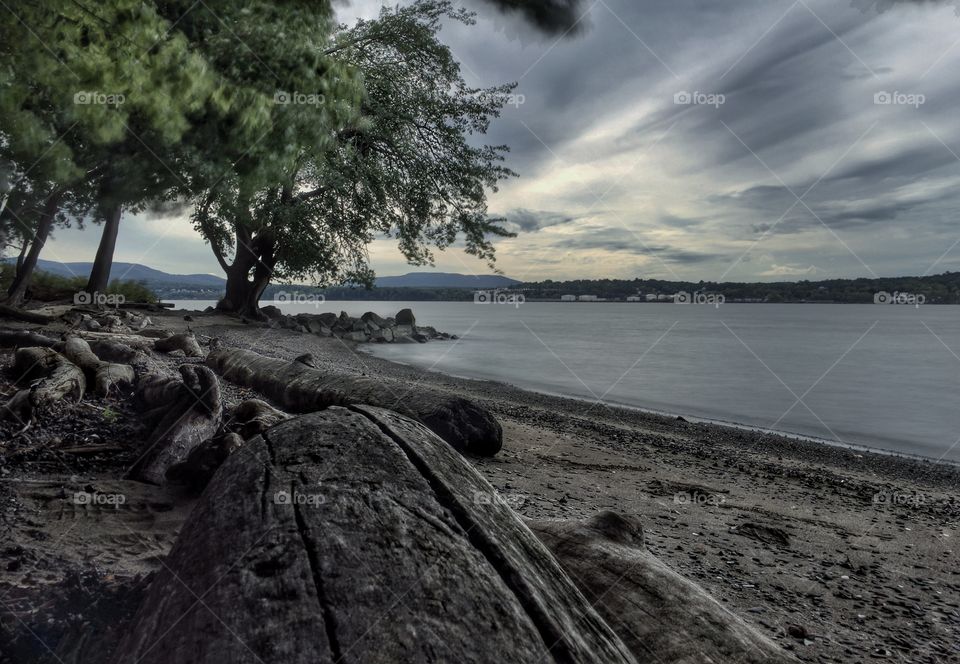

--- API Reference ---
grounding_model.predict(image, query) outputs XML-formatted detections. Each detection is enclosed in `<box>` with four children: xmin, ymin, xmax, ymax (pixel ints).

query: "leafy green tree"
<box><xmin>0</xmin><ymin>0</ymin><xmax>213</xmax><ymax>304</ymax></box>
<box><xmin>191</xmin><ymin>0</ymin><xmax>515</xmax><ymax>317</ymax></box>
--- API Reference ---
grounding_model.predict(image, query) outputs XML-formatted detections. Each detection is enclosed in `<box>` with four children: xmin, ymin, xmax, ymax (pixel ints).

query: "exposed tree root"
<box><xmin>0</xmin><ymin>329</ymin><xmax>57</xmax><ymax>349</ymax></box>
<box><xmin>153</xmin><ymin>333</ymin><xmax>203</xmax><ymax>357</ymax></box>
<box><xmin>1</xmin><ymin>347</ymin><xmax>85</xmax><ymax>423</ymax></box>
<box><xmin>59</xmin><ymin>336</ymin><xmax>135</xmax><ymax>396</ymax></box>
<box><xmin>128</xmin><ymin>365</ymin><xmax>222</xmax><ymax>485</ymax></box>
<box><xmin>206</xmin><ymin>347</ymin><xmax>502</xmax><ymax>455</ymax></box>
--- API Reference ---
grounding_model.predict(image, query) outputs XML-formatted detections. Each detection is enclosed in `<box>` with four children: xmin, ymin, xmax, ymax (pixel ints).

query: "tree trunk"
<box><xmin>111</xmin><ymin>406</ymin><xmax>636</xmax><ymax>664</ymax></box>
<box><xmin>86</xmin><ymin>203</ymin><xmax>122</xmax><ymax>295</ymax></box>
<box><xmin>215</xmin><ymin>230</ymin><xmax>275</xmax><ymax>319</ymax></box>
<box><xmin>6</xmin><ymin>191</ymin><xmax>62</xmax><ymax>307</ymax></box>
<box><xmin>206</xmin><ymin>347</ymin><xmax>503</xmax><ymax>455</ymax></box>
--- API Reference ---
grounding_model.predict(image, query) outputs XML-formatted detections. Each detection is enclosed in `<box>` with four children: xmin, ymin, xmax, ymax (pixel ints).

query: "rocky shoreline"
<box><xmin>1</xmin><ymin>307</ymin><xmax>958</xmax><ymax>663</ymax></box>
<box><xmin>258</xmin><ymin>305</ymin><xmax>456</xmax><ymax>344</ymax></box>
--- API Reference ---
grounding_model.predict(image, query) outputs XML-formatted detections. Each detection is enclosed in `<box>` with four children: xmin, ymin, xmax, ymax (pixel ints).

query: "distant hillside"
<box><xmin>14</xmin><ymin>259</ymin><xmax>226</xmax><ymax>287</ymax></box>
<box><xmin>373</xmin><ymin>272</ymin><xmax>519</xmax><ymax>288</ymax></box>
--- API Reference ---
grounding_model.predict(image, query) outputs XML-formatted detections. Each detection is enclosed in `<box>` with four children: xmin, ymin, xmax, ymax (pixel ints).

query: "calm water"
<box><xmin>173</xmin><ymin>300</ymin><xmax>960</xmax><ymax>462</ymax></box>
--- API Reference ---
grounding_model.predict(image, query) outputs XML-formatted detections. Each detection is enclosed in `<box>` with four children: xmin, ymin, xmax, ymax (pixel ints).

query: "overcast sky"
<box><xmin>42</xmin><ymin>0</ymin><xmax>960</xmax><ymax>282</ymax></box>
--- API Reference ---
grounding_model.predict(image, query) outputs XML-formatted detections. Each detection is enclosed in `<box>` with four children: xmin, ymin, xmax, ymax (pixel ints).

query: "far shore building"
<box><xmin>578</xmin><ymin>295</ymin><xmax>599</xmax><ymax>302</ymax></box>
<box><xmin>626</xmin><ymin>295</ymin><xmax>642</xmax><ymax>302</ymax></box>
<box><xmin>560</xmin><ymin>294</ymin><xmax>577</xmax><ymax>301</ymax></box>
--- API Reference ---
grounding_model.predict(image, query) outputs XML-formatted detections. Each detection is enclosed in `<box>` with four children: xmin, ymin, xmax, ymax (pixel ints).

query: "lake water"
<box><xmin>172</xmin><ymin>300</ymin><xmax>960</xmax><ymax>462</ymax></box>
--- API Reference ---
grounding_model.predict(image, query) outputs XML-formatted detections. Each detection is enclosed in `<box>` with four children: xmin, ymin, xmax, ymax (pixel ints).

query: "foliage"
<box><xmin>0</xmin><ymin>263</ymin><xmax>156</xmax><ymax>302</ymax></box>
<box><xmin>189</xmin><ymin>0</ymin><xmax>514</xmax><ymax>313</ymax></box>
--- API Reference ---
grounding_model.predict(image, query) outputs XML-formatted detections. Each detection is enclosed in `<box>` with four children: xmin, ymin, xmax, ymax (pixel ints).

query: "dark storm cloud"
<box><xmin>502</xmin><ymin>208</ymin><xmax>577</xmax><ymax>232</ymax></box>
<box><xmin>477</xmin><ymin>0</ymin><xmax>588</xmax><ymax>35</ymax></box>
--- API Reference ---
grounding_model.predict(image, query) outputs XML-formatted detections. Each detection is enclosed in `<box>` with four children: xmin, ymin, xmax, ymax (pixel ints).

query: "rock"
<box><xmin>203</xmin><ymin>306</ymin><xmax>215</xmax><ymax>313</ymax></box>
<box><xmin>412</xmin><ymin>333</ymin><xmax>429</xmax><ymax>343</ymax></box>
<box><xmin>394</xmin><ymin>335</ymin><xmax>418</xmax><ymax>344</ymax></box>
<box><xmin>731</xmin><ymin>522</ymin><xmax>791</xmax><ymax>548</ymax></box>
<box><xmin>361</xmin><ymin>311</ymin><xmax>388</xmax><ymax>327</ymax></box>
<box><xmin>303</xmin><ymin>318</ymin><xmax>328</xmax><ymax>335</ymax></box>
<box><xmin>183</xmin><ymin>315</ymin><xmax>194</xmax><ymax>322</ymax></box>
<box><xmin>395</xmin><ymin>308</ymin><xmax>416</xmax><ymax>326</ymax></box>
<box><xmin>373</xmin><ymin>328</ymin><xmax>395</xmax><ymax>343</ymax></box>
<box><xmin>317</xmin><ymin>312</ymin><xmax>338</xmax><ymax>327</ymax></box>
<box><xmin>260</xmin><ymin>305</ymin><xmax>283</xmax><ymax>319</ymax></box>
<box><xmin>294</xmin><ymin>353</ymin><xmax>316</xmax><ymax>367</ymax></box>
<box><xmin>393</xmin><ymin>324</ymin><xmax>415</xmax><ymax>337</ymax></box>
<box><xmin>345</xmin><ymin>331</ymin><xmax>368</xmax><ymax>342</ymax></box>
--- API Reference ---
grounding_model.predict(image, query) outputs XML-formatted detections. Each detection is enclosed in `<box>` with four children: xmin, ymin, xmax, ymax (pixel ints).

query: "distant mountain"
<box><xmin>373</xmin><ymin>272</ymin><xmax>520</xmax><ymax>288</ymax></box>
<box><xmin>17</xmin><ymin>259</ymin><xmax>226</xmax><ymax>287</ymax></box>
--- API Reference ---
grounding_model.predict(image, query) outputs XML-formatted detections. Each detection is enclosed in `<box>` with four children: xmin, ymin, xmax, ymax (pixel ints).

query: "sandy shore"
<box><xmin>2</xmin><ymin>309</ymin><xmax>959</xmax><ymax>663</ymax></box>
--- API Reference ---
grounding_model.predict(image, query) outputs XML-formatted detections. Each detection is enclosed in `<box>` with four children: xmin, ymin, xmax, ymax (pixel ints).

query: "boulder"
<box><xmin>317</xmin><ymin>312</ymin><xmax>338</xmax><ymax>327</ymax></box>
<box><xmin>260</xmin><ymin>305</ymin><xmax>283</xmax><ymax>319</ymax></box>
<box><xmin>393</xmin><ymin>324</ymin><xmax>415</xmax><ymax>337</ymax></box>
<box><xmin>373</xmin><ymin>327</ymin><xmax>394</xmax><ymax>343</ymax></box>
<box><xmin>395</xmin><ymin>308</ymin><xmax>416</xmax><ymax>326</ymax></box>
<box><xmin>412</xmin><ymin>333</ymin><xmax>429</xmax><ymax>343</ymax></box>
<box><xmin>361</xmin><ymin>311</ymin><xmax>389</xmax><ymax>327</ymax></box>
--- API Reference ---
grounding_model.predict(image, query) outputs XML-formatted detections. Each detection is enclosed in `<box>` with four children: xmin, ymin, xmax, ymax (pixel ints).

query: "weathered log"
<box><xmin>528</xmin><ymin>512</ymin><xmax>793</xmax><ymax>664</ymax></box>
<box><xmin>1</xmin><ymin>347</ymin><xmax>85</xmax><ymax>422</ymax></box>
<box><xmin>0</xmin><ymin>329</ymin><xmax>57</xmax><ymax>349</ymax></box>
<box><xmin>60</xmin><ymin>336</ymin><xmax>135</xmax><ymax>396</ymax></box>
<box><xmin>127</xmin><ymin>365</ymin><xmax>222</xmax><ymax>484</ymax></box>
<box><xmin>73</xmin><ymin>331</ymin><xmax>156</xmax><ymax>352</ymax></box>
<box><xmin>0</xmin><ymin>303</ymin><xmax>55</xmax><ymax>324</ymax></box>
<box><xmin>231</xmin><ymin>397</ymin><xmax>290</xmax><ymax>439</ymax></box>
<box><xmin>153</xmin><ymin>332</ymin><xmax>202</xmax><ymax>357</ymax></box>
<box><xmin>164</xmin><ymin>431</ymin><xmax>243</xmax><ymax>490</ymax></box>
<box><xmin>87</xmin><ymin>338</ymin><xmax>139</xmax><ymax>364</ymax></box>
<box><xmin>206</xmin><ymin>347</ymin><xmax>502</xmax><ymax>455</ymax></box>
<box><xmin>112</xmin><ymin>406</ymin><xmax>635</xmax><ymax>664</ymax></box>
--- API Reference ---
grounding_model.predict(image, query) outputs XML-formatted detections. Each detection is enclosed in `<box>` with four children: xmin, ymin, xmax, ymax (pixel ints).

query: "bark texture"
<box><xmin>128</xmin><ymin>365</ymin><xmax>222</xmax><ymax>484</ymax></box>
<box><xmin>112</xmin><ymin>407</ymin><xmax>636</xmax><ymax>664</ymax></box>
<box><xmin>528</xmin><ymin>512</ymin><xmax>794</xmax><ymax>664</ymax></box>
<box><xmin>206</xmin><ymin>347</ymin><xmax>502</xmax><ymax>455</ymax></box>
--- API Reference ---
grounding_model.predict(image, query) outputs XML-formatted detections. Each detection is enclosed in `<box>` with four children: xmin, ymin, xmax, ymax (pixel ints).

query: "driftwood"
<box><xmin>2</xmin><ymin>347</ymin><xmax>85</xmax><ymax>422</ymax></box>
<box><xmin>128</xmin><ymin>365</ymin><xmax>222</xmax><ymax>484</ymax></box>
<box><xmin>73</xmin><ymin>331</ymin><xmax>156</xmax><ymax>351</ymax></box>
<box><xmin>0</xmin><ymin>329</ymin><xmax>57</xmax><ymax>349</ymax></box>
<box><xmin>206</xmin><ymin>347</ymin><xmax>502</xmax><ymax>455</ymax></box>
<box><xmin>0</xmin><ymin>304</ymin><xmax>55</xmax><ymax>324</ymax></box>
<box><xmin>528</xmin><ymin>512</ymin><xmax>793</xmax><ymax>664</ymax></box>
<box><xmin>152</xmin><ymin>332</ymin><xmax>202</xmax><ymax>357</ymax></box>
<box><xmin>231</xmin><ymin>398</ymin><xmax>290</xmax><ymax>439</ymax></box>
<box><xmin>59</xmin><ymin>337</ymin><xmax>135</xmax><ymax>396</ymax></box>
<box><xmin>164</xmin><ymin>431</ymin><xmax>243</xmax><ymax>489</ymax></box>
<box><xmin>87</xmin><ymin>338</ymin><xmax>139</xmax><ymax>364</ymax></box>
<box><xmin>113</xmin><ymin>406</ymin><xmax>634</xmax><ymax>663</ymax></box>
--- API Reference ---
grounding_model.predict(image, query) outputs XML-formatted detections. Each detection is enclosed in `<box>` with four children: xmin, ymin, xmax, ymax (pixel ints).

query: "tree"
<box><xmin>0</xmin><ymin>0</ymin><xmax>213</xmax><ymax>304</ymax></box>
<box><xmin>192</xmin><ymin>1</ymin><xmax>516</xmax><ymax>317</ymax></box>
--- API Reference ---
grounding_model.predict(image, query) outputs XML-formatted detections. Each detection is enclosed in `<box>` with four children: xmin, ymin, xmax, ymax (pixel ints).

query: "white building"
<box><xmin>560</xmin><ymin>294</ymin><xmax>577</xmax><ymax>302</ymax></box>
<box><xmin>626</xmin><ymin>295</ymin><xmax>642</xmax><ymax>302</ymax></box>
<box><xmin>578</xmin><ymin>295</ymin><xmax>598</xmax><ymax>302</ymax></box>
<box><xmin>645</xmin><ymin>294</ymin><xmax>658</xmax><ymax>302</ymax></box>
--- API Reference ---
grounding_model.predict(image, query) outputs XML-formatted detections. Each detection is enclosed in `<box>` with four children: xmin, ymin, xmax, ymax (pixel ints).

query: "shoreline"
<box><xmin>359</xmin><ymin>342</ymin><xmax>960</xmax><ymax>471</ymax></box>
